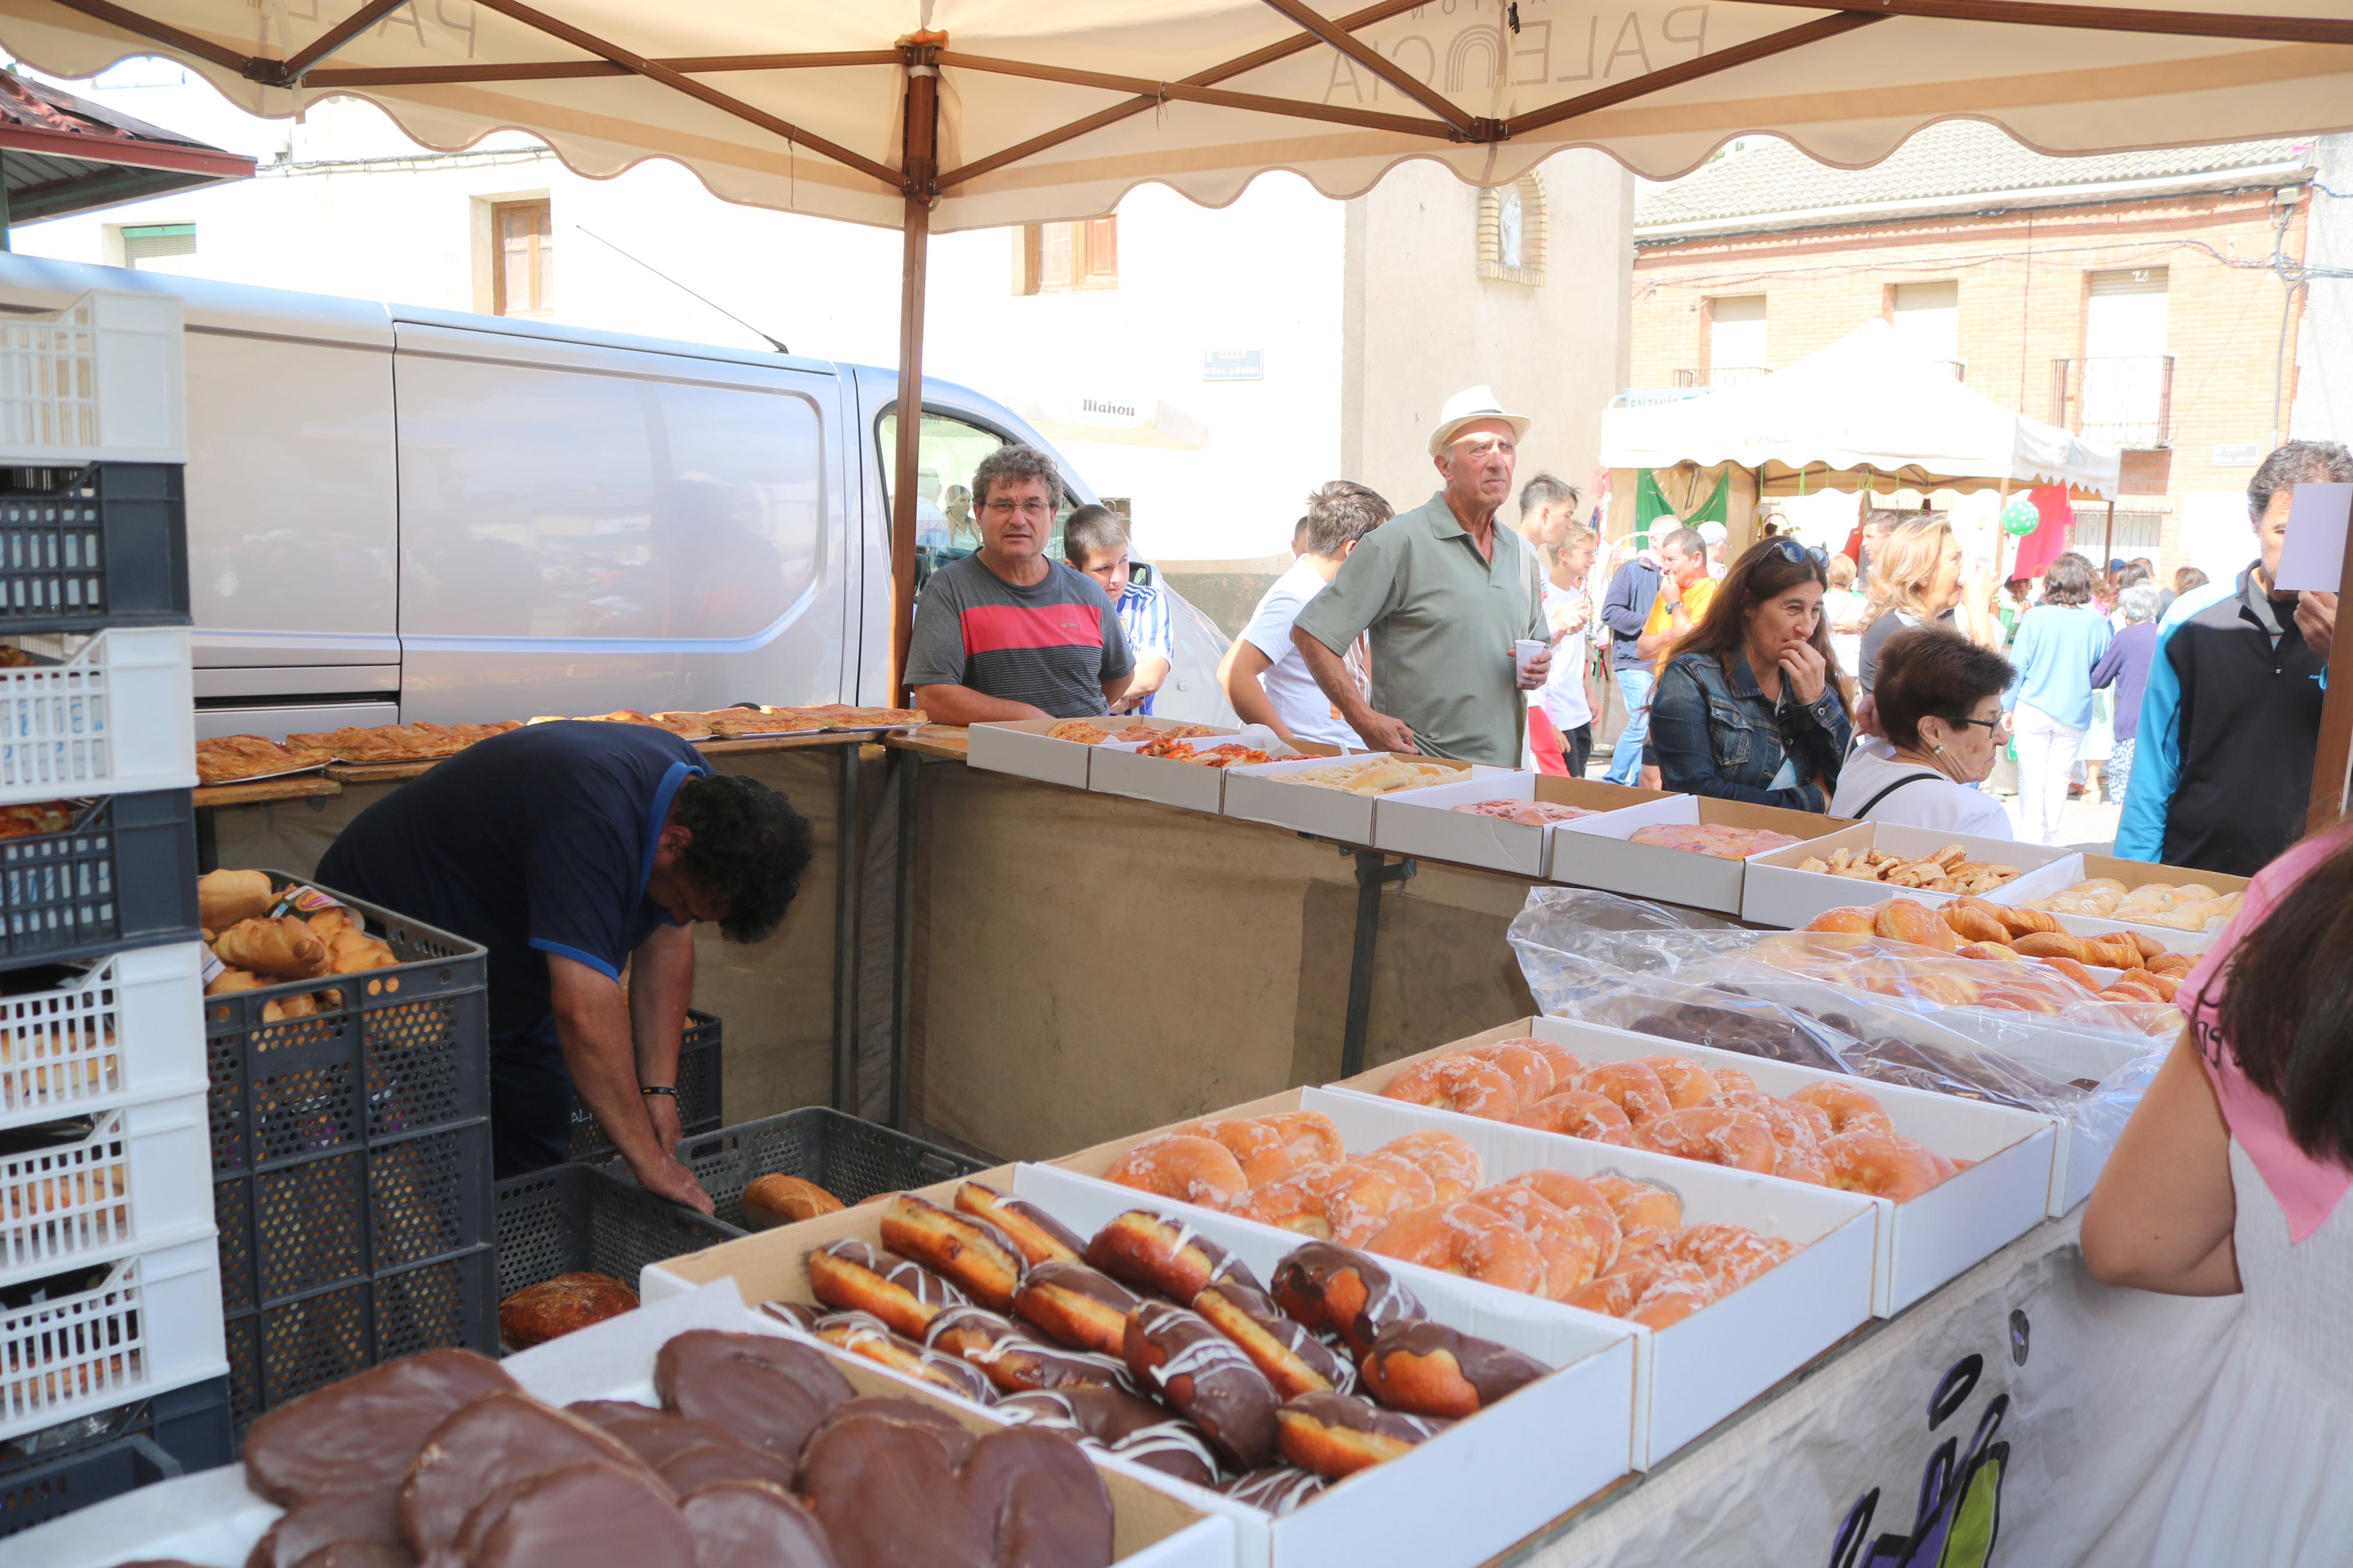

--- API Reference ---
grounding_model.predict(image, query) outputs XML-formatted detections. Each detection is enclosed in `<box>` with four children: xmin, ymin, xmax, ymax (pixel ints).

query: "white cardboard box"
<box><xmin>1739</xmin><ymin>822</ymin><xmax>2081</xmax><ymax>930</ymax></box>
<box><xmin>1983</xmin><ymin>850</ymin><xmax>2247</xmax><ymax>958</ymax></box>
<box><xmin>968</xmin><ymin>715</ymin><xmax>1222</xmax><ymax>791</ymax></box>
<box><xmin>16</xmin><ymin>1282</ymin><xmax>1231</xmax><ymax>1568</ymax></box>
<box><xmin>1048</xmin><ymin>1086</ymin><xmax>1879</xmax><ymax>1467</ymax></box>
<box><xmin>1090</xmin><ymin>730</ymin><xmax>1326</xmax><ymax>816</ymax></box>
<box><xmin>1326</xmin><ymin>1016</ymin><xmax>2058</xmax><ymax>1316</ymax></box>
<box><xmin>1220</xmin><ymin>753</ymin><xmax>1474</xmax><ymax>845</ymax></box>
<box><xmin>1548</xmin><ymin>793</ymin><xmax>1854</xmax><ymax>915</ymax></box>
<box><xmin>1371</xmin><ymin>773</ymin><xmax>1669</xmax><ymax>877</ymax></box>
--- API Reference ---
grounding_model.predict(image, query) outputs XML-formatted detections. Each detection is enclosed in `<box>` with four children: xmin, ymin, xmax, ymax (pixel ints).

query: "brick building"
<box><xmin>1628</xmin><ymin>123</ymin><xmax>2319</xmax><ymax>577</ymax></box>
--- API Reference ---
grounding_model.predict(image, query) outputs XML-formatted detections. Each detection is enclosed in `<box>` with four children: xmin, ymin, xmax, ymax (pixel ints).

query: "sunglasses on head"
<box><xmin>1763</xmin><ymin>537</ymin><xmax>1826</xmax><ymax>568</ymax></box>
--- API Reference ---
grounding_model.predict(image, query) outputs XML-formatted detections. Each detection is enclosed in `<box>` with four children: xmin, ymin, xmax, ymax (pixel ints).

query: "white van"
<box><xmin>0</xmin><ymin>256</ymin><xmax>1236</xmax><ymax>735</ymax></box>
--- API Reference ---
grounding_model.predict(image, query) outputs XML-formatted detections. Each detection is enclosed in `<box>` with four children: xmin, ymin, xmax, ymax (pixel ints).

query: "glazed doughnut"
<box><xmin>878</xmin><ymin>1194</ymin><xmax>1027</xmax><ymax>1311</ymax></box>
<box><xmin>995</xmin><ymin>1386</ymin><xmax>1222</xmax><ymax>1488</ymax></box>
<box><xmin>1357</xmin><ymin>1318</ymin><xmax>1548</xmax><ymax>1419</ymax></box>
<box><xmin>1563</xmin><ymin>1257</ymin><xmax>1715</xmax><ymax>1328</ymax></box>
<box><xmin>1193</xmin><ymin>1278</ymin><xmax>1358</xmax><ymax>1399</ymax></box>
<box><xmin>1087</xmin><ymin>1208</ymin><xmax>1263</xmax><ymax>1303</ymax></box>
<box><xmin>1364</xmin><ymin>1201</ymin><xmax>1546</xmax><ymax>1296</ymax></box>
<box><xmin>1820</xmin><ymin>1129</ymin><xmax>1951</xmax><ymax>1203</ymax></box>
<box><xmin>923</xmin><ymin>1304</ymin><xmax>1140</xmax><ymax>1396</ymax></box>
<box><xmin>1772</xmin><ymin>1141</ymin><xmax>1830</xmax><ymax>1184</ymax></box>
<box><xmin>1787</xmin><ymin>1080</ymin><xmax>1894</xmax><ymax>1137</ymax></box>
<box><xmin>1103</xmin><ymin>1134</ymin><xmax>1252</xmax><ymax>1213</ymax></box>
<box><xmin>954</xmin><ymin>1182</ymin><xmax>1084</xmax><ymax>1267</ymax></box>
<box><xmin>810</xmin><ymin>1310</ymin><xmax>998</xmax><ymax>1405</ymax></box>
<box><xmin>1219</xmin><ymin>1466</ymin><xmax>1329</xmax><ymax>1517</ymax></box>
<box><xmin>1454</xmin><ymin>1041</ymin><xmax>1553</xmax><ymax>1105</ymax></box>
<box><xmin>1723</xmin><ymin>1089</ymin><xmax>1832</xmax><ymax>1150</ymax></box>
<box><xmin>1510</xmin><ymin>1089</ymin><xmax>1637</xmax><ymax>1145</ymax></box>
<box><xmin>1513</xmin><ymin>1038</ymin><xmax>1585</xmax><ymax>1088</ymax></box>
<box><xmin>1665</xmin><ymin>1222</ymin><xmax>1801</xmax><ymax>1294</ymax></box>
<box><xmin>1012</xmin><ymin>1261</ymin><xmax>1144</xmax><ymax>1356</ymax></box>
<box><xmin>1319</xmin><ymin>1155</ymin><xmax>1439</xmax><ymax>1245</ymax></box>
<box><xmin>1585</xmin><ymin>1175</ymin><xmax>1682</xmax><ymax>1239</ymax></box>
<box><xmin>1368</xmin><ymin>1130</ymin><xmax>1484</xmax><ymax>1201</ymax></box>
<box><xmin>1273</xmin><ymin>1392</ymin><xmax>1446</xmax><ymax>1480</ymax></box>
<box><xmin>1258</xmin><ymin>1110</ymin><xmax>1344</xmax><ymax>1169</ymax></box>
<box><xmin>1708</xmin><ymin>1066</ymin><xmax>1757</xmax><ymax>1096</ymax></box>
<box><xmin>1123</xmin><ymin>1300</ymin><xmax>1282</xmax><ymax>1470</ymax></box>
<box><xmin>804</xmin><ymin>1239</ymin><xmax>969</xmax><ymax>1340</ymax></box>
<box><xmin>1379</xmin><ymin>1055</ymin><xmax>1518</xmax><ymax>1119</ymax></box>
<box><xmin>1637</xmin><ymin>1105</ymin><xmax>1781</xmax><ymax>1173</ymax></box>
<box><xmin>1172</xmin><ymin>1118</ymin><xmax>1298</xmax><ymax>1186</ymax></box>
<box><xmin>1641</xmin><ymin>1056</ymin><xmax>1722</xmax><ymax>1111</ymax></box>
<box><xmin>1269</xmin><ymin>1242</ymin><xmax>1425</xmax><ymax>1356</ymax></box>
<box><xmin>1483</xmin><ymin>1170</ymin><xmax>1622</xmax><ymax>1271</ymax></box>
<box><xmin>1573</xmin><ymin>1061</ymin><xmax>1673</xmax><ymax>1125</ymax></box>
<box><xmin>1463</xmin><ymin>1184</ymin><xmax>1602</xmax><ymax>1299</ymax></box>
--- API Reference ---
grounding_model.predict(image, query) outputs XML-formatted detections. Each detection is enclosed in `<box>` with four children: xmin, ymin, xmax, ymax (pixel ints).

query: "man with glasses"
<box><xmin>1290</xmin><ymin>387</ymin><xmax>1552</xmax><ymax>765</ymax></box>
<box><xmin>906</xmin><ymin>444</ymin><xmax>1134</xmax><ymax>723</ymax></box>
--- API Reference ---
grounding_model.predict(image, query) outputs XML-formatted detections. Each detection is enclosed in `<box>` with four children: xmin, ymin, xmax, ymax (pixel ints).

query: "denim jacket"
<box><xmin>1649</xmin><ymin>649</ymin><xmax>1851</xmax><ymax>813</ymax></box>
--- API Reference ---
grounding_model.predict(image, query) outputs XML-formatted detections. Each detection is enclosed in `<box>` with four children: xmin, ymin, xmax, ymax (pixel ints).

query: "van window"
<box><xmin>880</xmin><ymin>408</ymin><xmax>1079</xmax><ymax>591</ymax></box>
<box><xmin>398</xmin><ymin>359</ymin><xmax>825</xmax><ymax>640</ymax></box>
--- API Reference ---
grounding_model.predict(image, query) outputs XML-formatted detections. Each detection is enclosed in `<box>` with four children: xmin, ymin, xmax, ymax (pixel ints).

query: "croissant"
<box><xmin>261</xmin><ymin>991</ymin><xmax>321</xmax><ymax>1023</ymax></box>
<box><xmin>204</xmin><ymin>966</ymin><xmax>265</xmax><ymax>996</ymax></box>
<box><xmin>2010</xmin><ymin>932</ymin><xmax>2101</xmax><ymax>964</ymax></box>
<box><xmin>2039</xmin><ymin>955</ymin><xmax>2099</xmax><ymax>991</ymax></box>
<box><xmin>197</xmin><ymin>869</ymin><xmax>275</xmax><ymax>932</ymax></box>
<box><xmin>2118</xmin><ymin>968</ymin><xmax>2180</xmax><ymax>1002</ymax></box>
<box><xmin>214</xmin><ymin>916</ymin><xmax>331</xmax><ymax>981</ymax></box>
<box><xmin>1955</xmin><ymin>941</ymin><xmax>2021</xmax><ymax>961</ymax></box>
<box><xmin>1940</xmin><ymin>902</ymin><xmax>2011</xmax><ymax>945</ymax></box>
<box><xmin>2082</xmin><ymin>937</ymin><xmax>2144</xmax><ymax>970</ymax></box>
<box><xmin>1949</xmin><ymin>897</ymin><xmax>2056</xmax><ymax>940</ymax></box>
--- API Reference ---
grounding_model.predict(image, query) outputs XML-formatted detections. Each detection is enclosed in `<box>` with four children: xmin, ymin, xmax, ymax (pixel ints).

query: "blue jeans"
<box><xmin>1603</xmin><ymin>668</ymin><xmax>1653</xmax><ymax>784</ymax></box>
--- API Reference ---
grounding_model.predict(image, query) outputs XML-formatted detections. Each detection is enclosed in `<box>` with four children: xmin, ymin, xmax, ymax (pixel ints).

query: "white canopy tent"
<box><xmin>1602</xmin><ymin>319</ymin><xmax>2123</xmax><ymax>499</ymax></box>
<box><xmin>3</xmin><ymin>0</ymin><xmax>2351</xmax><ymax>817</ymax></box>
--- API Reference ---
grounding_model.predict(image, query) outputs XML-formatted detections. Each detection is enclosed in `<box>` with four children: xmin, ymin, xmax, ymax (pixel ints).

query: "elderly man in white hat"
<box><xmin>1291</xmin><ymin>386</ymin><xmax>1552</xmax><ymax>765</ymax></box>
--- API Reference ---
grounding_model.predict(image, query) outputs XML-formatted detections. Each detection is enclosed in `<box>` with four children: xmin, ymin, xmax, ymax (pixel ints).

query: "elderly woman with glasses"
<box><xmin>1829</xmin><ymin>627</ymin><xmax>2019</xmax><ymax>838</ymax></box>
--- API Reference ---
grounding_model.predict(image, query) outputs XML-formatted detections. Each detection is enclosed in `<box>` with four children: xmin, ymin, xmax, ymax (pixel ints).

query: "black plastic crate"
<box><xmin>495</xmin><ymin>1161</ymin><xmax>737</xmax><ymax>1325</ymax></box>
<box><xmin>566</xmin><ymin>1009</ymin><xmax>723</xmax><ymax>1160</ymax></box>
<box><xmin>0</xmin><ymin>789</ymin><xmax>199</xmax><ymax>970</ymax></box>
<box><xmin>611</xmin><ymin>1108</ymin><xmax>987</xmax><ymax>1234</ymax></box>
<box><xmin>0</xmin><ymin>463</ymin><xmax>190</xmax><ymax>634</ymax></box>
<box><xmin>0</xmin><ymin>1375</ymin><xmax>232</xmax><ymax>1537</ymax></box>
<box><xmin>222</xmin><ymin>1245</ymin><xmax>495</xmax><ymax>1435</ymax></box>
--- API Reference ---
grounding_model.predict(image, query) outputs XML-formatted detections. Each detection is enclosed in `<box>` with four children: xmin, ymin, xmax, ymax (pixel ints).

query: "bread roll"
<box><xmin>214</xmin><ymin>916</ymin><xmax>332</xmax><ymax>981</ymax></box>
<box><xmin>499</xmin><ymin>1272</ymin><xmax>639</xmax><ymax>1349</ymax></box>
<box><xmin>742</xmin><ymin>1174</ymin><xmax>846</xmax><ymax>1230</ymax></box>
<box><xmin>205</xmin><ymin>966</ymin><xmax>265</xmax><ymax>996</ymax></box>
<box><xmin>1802</xmin><ymin>906</ymin><xmax>1877</xmax><ymax>936</ymax></box>
<box><xmin>198</xmin><ymin>869</ymin><xmax>276</xmax><ymax>931</ymax></box>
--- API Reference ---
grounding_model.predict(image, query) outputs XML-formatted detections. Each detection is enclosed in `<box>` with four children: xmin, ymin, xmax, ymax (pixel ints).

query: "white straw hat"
<box><xmin>1428</xmin><ymin>385</ymin><xmax>1532</xmax><ymax>456</ymax></box>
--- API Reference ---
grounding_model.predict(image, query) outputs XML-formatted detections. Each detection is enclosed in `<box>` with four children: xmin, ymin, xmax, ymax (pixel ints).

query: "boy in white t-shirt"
<box><xmin>1535</xmin><ymin>519</ymin><xmax>1600</xmax><ymax>776</ymax></box>
<box><xmin>1219</xmin><ymin>481</ymin><xmax>1393</xmax><ymax>747</ymax></box>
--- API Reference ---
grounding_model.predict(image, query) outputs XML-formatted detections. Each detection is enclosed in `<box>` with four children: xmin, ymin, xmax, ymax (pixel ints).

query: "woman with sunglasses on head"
<box><xmin>1648</xmin><ymin>537</ymin><xmax>1852</xmax><ymax>812</ymax></box>
<box><xmin>1829</xmin><ymin>627</ymin><xmax>2017</xmax><ymax>838</ymax></box>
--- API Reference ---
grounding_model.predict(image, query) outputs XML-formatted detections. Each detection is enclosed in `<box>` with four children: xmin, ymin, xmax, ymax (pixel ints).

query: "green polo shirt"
<box><xmin>1293</xmin><ymin>490</ymin><xmax>1545</xmax><ymax>765</ymax></box>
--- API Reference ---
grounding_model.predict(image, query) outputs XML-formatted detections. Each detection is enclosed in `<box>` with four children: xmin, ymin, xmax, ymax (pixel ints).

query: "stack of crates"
<box><xmin>0</xmin><ymin>290</ymin><xmax>229</xmax><ymax>1513</ymax></box>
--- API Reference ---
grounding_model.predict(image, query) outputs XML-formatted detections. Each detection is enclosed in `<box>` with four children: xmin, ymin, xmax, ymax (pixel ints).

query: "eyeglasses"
<box><xmin>1764</xmin><ymin>537</ymin><xmax>1827</xmax><ymax>568</ymax></box>
<box><xmin>1953</xmin><ymin>715</ymin><xmax>2007</xmax><ymax>734</ymax></box>
<box><xmin>984</xmin><ymin>498</ymin><xmax>1055</xmax><ymax>519</ymax></box>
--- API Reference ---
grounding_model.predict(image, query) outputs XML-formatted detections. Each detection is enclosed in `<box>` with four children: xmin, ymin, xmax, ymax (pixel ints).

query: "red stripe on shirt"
<box><xmin>961</xmin><ymin>602</ymin><xmax>1104</xmax><ymax>653</ymax></box>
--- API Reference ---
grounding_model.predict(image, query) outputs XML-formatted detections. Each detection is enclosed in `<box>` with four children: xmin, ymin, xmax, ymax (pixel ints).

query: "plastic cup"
<box><xmin>1514</xmin><ymin>639</ymin><xmax>1546</xmax><ymax>682</ymax></box>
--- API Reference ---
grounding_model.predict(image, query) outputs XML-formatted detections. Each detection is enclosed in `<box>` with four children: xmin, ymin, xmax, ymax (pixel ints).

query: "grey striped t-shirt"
<box><xmin>904</xmin><ymin>555</ymin><xmax>1134</xmax><ymax>718</ymax></box>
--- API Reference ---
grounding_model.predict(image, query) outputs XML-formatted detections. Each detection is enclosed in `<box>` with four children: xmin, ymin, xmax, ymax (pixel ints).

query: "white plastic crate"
<box><xmin>0</xmin><ymin>1091</ymin><xmax>212</xmax><ymax>1285</ymax></box>
<box><xmin>0</xmin><ymin>944</ymin><xmax>208</xmax><ymax>1131</ymax></box>
<box><xmin>0</xmin><ymin>1235</ymin><xmax>226</xmax><ymax>1442</ymax></box>
<box><xmin>0</xmin><ymin>627</ymin><xmax>194</xmax><ymax>803</ymax></box>
<box><xmin>0</xmin><ymin>291</ymin><xmax>187</xmax><ymax>467</ymax></box>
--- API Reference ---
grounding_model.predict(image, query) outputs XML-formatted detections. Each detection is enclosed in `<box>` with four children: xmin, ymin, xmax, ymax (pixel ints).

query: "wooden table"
<box><xmin>191</xmin><ymin>775</ymin><xmax>342</xmax><ymax>810</ymax></box>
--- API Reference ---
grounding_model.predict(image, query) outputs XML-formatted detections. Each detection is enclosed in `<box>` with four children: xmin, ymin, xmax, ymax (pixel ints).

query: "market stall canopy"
<box><xmin>0</xmin><ymin>2</ymin><xmax>2348</xmax><ymax>233</ymax></box>
<box><xmin>0</xmin><ymin>68</ymin><xmax>251</xmax><ymax>223</ymax></box>
<box><xmin>1600</xmin><ymin>319</ymin><xmax>2123</xmax><ymax>499</ymax></box>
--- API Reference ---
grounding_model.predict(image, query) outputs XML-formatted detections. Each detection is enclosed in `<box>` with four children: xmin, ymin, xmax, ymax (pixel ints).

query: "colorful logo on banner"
<box><xmin>1828</xmin><ymin>1313</ymin><xmax>2023</xmax><ymax>1567</ymax></box>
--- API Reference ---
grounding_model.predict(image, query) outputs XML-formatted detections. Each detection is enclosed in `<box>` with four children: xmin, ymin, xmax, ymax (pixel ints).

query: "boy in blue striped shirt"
<box><xmin>1067</xmin><ymin>504</ymin><xmax>1174</xmax><ymax>715</ymax></box>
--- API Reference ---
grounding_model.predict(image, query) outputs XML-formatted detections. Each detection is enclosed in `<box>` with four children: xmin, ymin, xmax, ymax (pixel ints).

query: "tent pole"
<box><xmin>2102</xmin><ymin>499</ymin><xmax>2116</xmax><ymax>567</ymax></box>
<box><xmin>2306</xmin><ymin>502</ymin><xmax>2353</xmax><ymax>833</ymax></box>
<box><xmin>888</xmin><ymin>44</ymin><xmax>941</xmax><ymax>704</ymax></box>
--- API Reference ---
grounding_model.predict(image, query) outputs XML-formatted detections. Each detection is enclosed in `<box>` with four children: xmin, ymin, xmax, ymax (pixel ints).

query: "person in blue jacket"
<box><xmin>2117</xmin><ymin>440</ymin><xmax>2353</xmax><ymax>874</ymax></box>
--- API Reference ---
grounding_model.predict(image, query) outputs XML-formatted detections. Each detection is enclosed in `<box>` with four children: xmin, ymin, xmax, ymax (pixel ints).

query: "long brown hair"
<box><xmin>1667</xmin><ymin>538</ymin><xmax>1848</xmax><ymax>702</ymax></box>
<box><xmin>2196</xmin><ymin>830</ymin><xmax>2353</xmax><ymax>1166</ymax></box>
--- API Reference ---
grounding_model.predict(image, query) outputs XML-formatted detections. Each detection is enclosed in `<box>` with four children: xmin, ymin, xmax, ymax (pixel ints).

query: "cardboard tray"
<box><xmin>1981</xmin><ymin>851</ymin><xmax>2249</xmax><ymax>957</ymax></box>
<box><xmin>1219</xmin><ymin>753</ymin><xmax>1478</xmax><ymax>845</ymax></box>
<box><xmin>1089</xmin><ymin>730</ymin><xmax>1329</xmax><ymax>816</ymax></box>
<box><xmin>1547</xmin><ymin>794</ymin><xmax>1854</xmax><ymax>916</ymax></box>
<box><xmin>1325</xmin><ymin>1016</ymin><xmax>2058</xmax><ymax>1316</ymax></box>
<box><xmin>647</xmin><ymin>1164</ymin><xmax>1638</xmax><ymax>1568</ymax></box>
<box><xmin>1738</xmin><ymin>821</ymin><xmax>2081</xmax><ymax>930</ymax></box>
<box><xmin>13</xmin><ymin>1281</ymin><xmax>1229</xmax><ymax>1568</ymax></box>
<box><xmin>1045</xmin><ymin>1087</ymin><xmax>1878</xmax><ymax>1469</ymax></box>
<box><xmin>968</xmin><ymin>716</ymin><xmax>1226</xmax><ymax>791</ymax></box>
<box><xmin>1370</xmin><ymin>773</ymin><xmax>1669</xmax><ymax>878</ymax></box>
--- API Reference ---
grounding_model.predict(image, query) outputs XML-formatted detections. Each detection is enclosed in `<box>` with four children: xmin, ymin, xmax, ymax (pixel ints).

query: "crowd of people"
<box><xmin>903</xmin><ymin>399</ymin><xmax>2352</xmax><ymax>879</ymax></box>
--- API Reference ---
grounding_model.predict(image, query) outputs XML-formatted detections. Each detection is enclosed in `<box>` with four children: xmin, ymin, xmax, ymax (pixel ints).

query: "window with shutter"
<box><xmin>1013</xmin><ymin>217</ymin><xmax>1119</xmax><ymax>294</ymax></box>
<box><xmin>120</xmin><ymin>223</ymin><xmax>195</xmax><ymax>267</ymax></box>
<box><xmin>492</xmin><ymin>200</ymin><xmax>553</xmax><ymax>314</ymax></box>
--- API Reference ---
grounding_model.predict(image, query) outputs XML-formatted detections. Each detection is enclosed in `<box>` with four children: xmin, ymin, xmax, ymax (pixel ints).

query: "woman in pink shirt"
<box><xmin>2082</xmin><ymin>827</ymin><xmax>2353</xmax><ymax>1565</ymax></box>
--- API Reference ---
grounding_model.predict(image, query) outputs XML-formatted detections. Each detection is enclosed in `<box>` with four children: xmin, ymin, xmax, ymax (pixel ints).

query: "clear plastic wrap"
<box><xmin>1507</xmin><ymin>888</ymin><xmax>2171</xmax><ymax>1150</ymax></box>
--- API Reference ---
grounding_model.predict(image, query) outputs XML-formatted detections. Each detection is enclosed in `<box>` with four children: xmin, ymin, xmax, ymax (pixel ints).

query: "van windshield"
<box><xmin>878</xmin><ymin>408</ymin><xmax>1080</xmax><ymax>592</ymax></box>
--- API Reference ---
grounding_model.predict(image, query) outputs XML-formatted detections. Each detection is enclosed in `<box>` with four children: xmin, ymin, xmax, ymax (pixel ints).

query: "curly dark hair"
<box><xmin>971</xmin><ymin>443</ymin><xmax>1066</xmax><ymax>512</ymax></box>
<box><xmin>670</xmin><ymin>772</ymin><xmax>814</xmax><ymax>943</ymax></box>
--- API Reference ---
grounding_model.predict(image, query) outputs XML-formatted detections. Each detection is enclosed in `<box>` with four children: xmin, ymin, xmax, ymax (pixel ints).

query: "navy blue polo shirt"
<box><xmin>317</xmin><ymin>721</ymin><xmax>705</xmax><ymax>1051</ymax></box>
